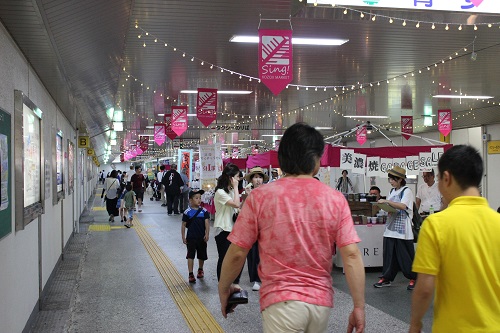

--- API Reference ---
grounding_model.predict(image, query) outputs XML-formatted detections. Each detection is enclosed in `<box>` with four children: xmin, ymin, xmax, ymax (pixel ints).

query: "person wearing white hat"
<box><xmin>243</xmin><ymin>167</ymin><xmax>269</xmax><ymax>291</ymax></box>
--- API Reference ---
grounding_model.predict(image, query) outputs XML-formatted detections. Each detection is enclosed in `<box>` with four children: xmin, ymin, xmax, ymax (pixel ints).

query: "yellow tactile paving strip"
<box><xmin>133</xmin><ymin>215</ymin><xmax>224</xmax><ymax>333</ymax></box>
<box><xmin>88</xmin><ymin>224</ymin><xmax>111</xmax><ymax>231</ymax></box>
<box><xmin>92</xmin><ymin>207</ymin><xmax>106</xmax><ymax>211</ymax></box>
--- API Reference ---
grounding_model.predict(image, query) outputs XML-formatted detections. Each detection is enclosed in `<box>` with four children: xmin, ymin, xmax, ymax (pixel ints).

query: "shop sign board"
<box><xmin>488</xmin><ymin>140</ymin><xmax>500</xmax><ymax>154</ymax></box>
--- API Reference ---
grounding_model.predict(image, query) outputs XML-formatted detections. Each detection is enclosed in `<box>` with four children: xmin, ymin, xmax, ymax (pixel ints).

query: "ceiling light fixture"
<box><xmin>432</xmin><ymin>95</ymin><xmax>493</xmax><ymax>99</ymax></box>
<box><xmin>180</xmin><ymin>90</ymin><xmax>253</xmax><ymax>94</ymax></box>
<box><xmin>261</xmin><ymin>134</ymin><xmax>284</xmax><ymax>137</ymax></box>
<box><xmin>315</xmin><ymin>127</ymin><xmax>334</xmax><ymax>130</ymax></box>
<box><xmin>229</xmin><ymin>36</ymin><xmax>349</xmax><ymax>46</ymax></box>
<box><xmin>343</xmin><ymin>116</ymin><xmax>389</xmax><ymax>119</ymax></box>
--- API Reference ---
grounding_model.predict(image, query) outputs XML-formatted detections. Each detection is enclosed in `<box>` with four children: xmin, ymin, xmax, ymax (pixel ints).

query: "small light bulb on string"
<box><xmin>182</xmin><ymin>53</ymin><xmax>185</xmax><ymax>57</ymax></box>
<box><xmin>416</xmin><ymin>22</ymin><xmax>420</xmax><ymax>28</ymax></box>
<box><xmin>402</xmin><ymin>20</ymin><xmax>407</xmax><ymax>26</ymax></box>
<box><xmin>343</xmin><ymin>9</ymin><xmax>348</xmax><ymax>15</ymax></box>
<box><xmin>173</xmin><ymin>48</ymin><xmax>177</xmax><ymax>51</ymax></box>
<box><xmin>143</xmin><ymin>42</ymin><xmax>146</xmax><ymax>47</ymax></box>
<box><xmin>135</xmin><ymin>23</ymin><xmax>138</xmax><ymax>28</ymax></box>
<box><xmin>201</xmin><ymin>61</ymin><xmax>204</xmax><ymax>65</ymax></box>
<box><xmin>360</xmin><ymin>12</ymin><xmax>365</xmax><ymax>18</ymax></box>
<box><xmin>432</xmin><ymin>23</ymin><xmax>436</xmax><ymax>29</ymax></box>
<box><xmin>164</xmin><ymin>43</ymin><xmax>167</xmax><ymax>46</ymax></box>
<box><xmin>210</xmin><ymin>64</ymin><xmax>213</xmax><ymax>69</ymax></box>
<box><xmin>474</xmin><ymin>25</ymin><xmax>478</xmax><ymax>30</ymax></box>
<box><xmin>372</xmin><ymin>15</ymin><xmax>376</xmax><ymax>21</ymax></box>
<box><xmin>191</xmin><ymin>57</ymin><xmax>194</xmax><ymax>61</ymax></box>
<box><xmin>389</xmin><ymin>18</ymin><xmax>394</xmax><ymax>23</ymax></box>
<box><xmin>138</xmin><ymin>35</ymin><xmax>141</xmax><ymax>38</ymax></box>
<box><xmin>458</xmin><ymin>25</ymin><xmax>463</xmax><ymax>30</ymax></box>
<box><xmin>445</xmin><ymin>24</ymin><xmax>449</xmax><ymax>30</ymax></box>
<box><xmin>220</xmin><ymin>68</ymin><xmax>223</xmax><ymax>72</ymax></box>
<box><xmin>488</xmin><ymin>23</ymin><xmax>492</xmax><ymax>28</ymax></box>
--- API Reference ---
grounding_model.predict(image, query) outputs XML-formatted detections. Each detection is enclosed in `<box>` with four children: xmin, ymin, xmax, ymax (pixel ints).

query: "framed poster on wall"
<box><xmin>14</xmin><ymin>90</ymin><xmax>45</xmax><ymax>230</ymax></box>
<box><xmin>68</xmin><ymin>140</ymin><xmax>74</xmax><ymax>194</ymax></box>
<box><xmin>0</xmin><ymin>107</ymin><xmax>12</xmax><ymax>240</ymax></box>
<box><xmin>53</xmin><ymin>129</ymin><xmax>64</xmax><ymax>204</ymax></box>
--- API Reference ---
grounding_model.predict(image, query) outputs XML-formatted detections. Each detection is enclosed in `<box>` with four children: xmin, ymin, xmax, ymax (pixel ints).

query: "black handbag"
<box><xmin>232</xmin><ymin>212</ymin><xmax>239</xmax><ymax>222</ymax></box>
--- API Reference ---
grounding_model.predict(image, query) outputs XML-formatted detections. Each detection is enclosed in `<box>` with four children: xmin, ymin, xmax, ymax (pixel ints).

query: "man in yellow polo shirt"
<box><xmin>409</xmin><ymin>145</ymin><xmax>500</xmax><ymax>332</ymax></box>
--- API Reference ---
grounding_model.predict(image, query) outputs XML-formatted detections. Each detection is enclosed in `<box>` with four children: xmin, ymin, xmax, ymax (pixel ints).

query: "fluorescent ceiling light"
<box><xmin>315</xmin><ymin>127</ymin><xmax>333</xmax><ymax>130</ymax></box>
<box><xmin>221</xmin><ymin>144</ymin><xmax>244</xmax><ymax>146</ymax></box>
<box><xmin>145</xmin><ymin>126</ymin><xmax>154</xmax><ymax>129</ymax></box>
<box><xmin>343</xmin><ymin>116</ymin><xmax>389</xmax><ymax>119</ymax></box>
<box><xmin>187</xmin><ymin>114</ymin><xmax>197</xmax><ymax>117</ymax></box>
<box><xmin>239</xmin><ymin>139</ymin><xmax>264</xmax><ymax>142</ymax></box>
<box><xmin>432</xmin><ymin>95</ymin><xmax>493</xmax><ymax>99</ymax></box>
<box><xmin>113</xmin><ymin>122</ymin><xmax>123</xmax><ymax>131</ymax></box>
<box><xmin>180</xmin><ymin>90</ymin><xmax>253</xmax><ymax>94</ymax></box>
<box><xmin>138</xmin><ymin>134</ymin><xmax>154</xmax><ymax>136</ymax></box>
<box><xmin>261</xmin><ymin>134</ymin><xmax>284</xmax><ymax>137</ymax></box>
<box><xmin>110</xmin><ymin>139</ymin><xmax>117</xmax><ymax>146</ymax></box>
<box><xmin>157</xmin><ymin>113</ymin><xmax>165</xmax><ymax>117</ymax></box>
<box><xmin>230</xmin><ymin>35</ymin><xmax>349</xmax><ymax>46</ymax></box>
<box><xmin>421</xmin><ymin>114</ymin><xmax>436</xmax><ymax>117</ymax></box>
<box><xmin>113</xmin><ymin>110</ymin><xmax>124</xmax><ymax>122</ymax></box>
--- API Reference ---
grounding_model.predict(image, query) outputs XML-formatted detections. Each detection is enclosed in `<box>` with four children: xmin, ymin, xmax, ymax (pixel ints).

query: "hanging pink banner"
<box><xmin>259</xmin><ymin>29</ymin><xmax>293</xmax><ymax>95</ymax></box>
<box><xmin>438</xmin><ymin>109</ymin><xmax>452</xmax><ymax>137</ymax></box>
<box><xmin>356</xmin><ymin>96</ymin><xmax>367</xmax><ymax>116</ymax></box>
<box><xmin>135</xmin><ymin>140</ymin><xmax>143</xmax><ymax>155</ymax></box>
<box><xmin>356</xmin><ymin>126</ymin><xmax>367</xmax><ymax>146</ymax></box>
<box><xmin>140</xmin><ymin>136</ymin><xmax>149</xmax><ymax>152</ymax></box>
<box><xmin>197</xmin><ymin>88</ymin><xmax>218</xmax><ymax>127</ymax></box>
<box><xmin>164</xmin><ymin>114</ymin><xmax>178</xmax><ymax>140</ymax></box>
<box><xmin>154</xmin><ymin>123</ymin><xmax>166</xmax><ymax>146</ymax></box>
<box><xmin>171</xmin><ymin>106</ymin><xmax>188</xmax><ymax>136</ymax></box>
<box><xmin>130</xmin><ymin>145</ymin><xmax>137</xmax><ymax>157</ymax></box>
<box><xmin>401</xmin><ymin>116</ymin><xmax>413</xmax><ymax>140</ymax></box>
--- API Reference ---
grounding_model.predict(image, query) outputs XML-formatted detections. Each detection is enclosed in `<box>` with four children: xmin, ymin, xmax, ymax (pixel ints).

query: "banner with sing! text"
<box><xmin>172</xmin><ymin>106</ymin><xmax>188</xmax><ymax>136</ymax></box>
<box><xmin>438</xmin><ymin>109</ymin><xmax>452</xmax><ymax>137</ymax></box>
<box><xmin>401</xmin><ymin>116</ymin><xmax>413</xmax><ymax>140</ymax></box>
<box><xmin>197</xmin><ymin>88</ymin><xmax>218</xmax><ymax>127</ymax></box>
<box><xmin>259</xmin><ymin>29</ymin><xmax>293</xmax><ymax>95</ymax></box>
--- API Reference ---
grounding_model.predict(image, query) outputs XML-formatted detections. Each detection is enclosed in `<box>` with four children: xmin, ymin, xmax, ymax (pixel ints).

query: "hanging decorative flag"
<box><xmin>438</xmin><ymin>109</ymin><xmax>452</xmax><ymax>137</ymax></box>
<box><xmin>259</xmin><ymin>29</ymin><xmax>293</xmax><ymax>95</ymax></box>
<box><xmin>197</xmin><ymin>88</ymin><xmax>218</xmax><ymax>127</ymax></box>
<box><xmin>401</xmin><ymin>84</ymin><xmax>413</xmax><ymax>109</ymax></box>
<box><xmin>356</xmin><ymin>126</ymin><xmax>367</xmax><ymax>146</ymax></box>
<box><xmin>130</xmin><ymin>145</ymin><xmax>137</xmax><ymax>158</ymax></box>
<box><xmin>171</xmin><ymin>106</ymin><xmax>188</xmax><ymax>136</ymax></box>
<box><xmin>136</xmin><ymin>140</ymin><xmax>143</xmax><ymax>155</ymax></box>
<box><xmin>401</xmin><ymin>116</ymin><xmax>413</xmax><ymax>140</ymax></box>
<box><xmin>140</xmin><ymin>136</ymin><xmax>149</xmax><ymax>152</ymax></box>
<box><xmin>164</xmin><ymin>114</ymin><xmax>178</xmax><ymax>140</ymax></box>
<box><xmin>154</xmin><ymin>123</ymin><xmax>166</xmax><ymax>146</ymax></box>
<box><xmin>356</xmin><ymin>96</ymin><xmax>367</xmax><ymax>116</ymax></box>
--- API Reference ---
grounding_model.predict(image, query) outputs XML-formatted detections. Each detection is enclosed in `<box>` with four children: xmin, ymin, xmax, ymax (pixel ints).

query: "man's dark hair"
<box><xmin>278</xmin><ymin>123</ymin><xmax>324</xmax><ymax>175</ymax></box>
<box><xmin>438</xmin><ymin>145</ymin><xmax>483</xmax><ymax>190</ymax></box>
<box><xmin>160</xmin><ymin>165</ymin><xmax>165</xmax><ymax>171</ymax></box>
<box><xmin>125</xmin><ymin>184</ymin><xmax>132</xmax><ymax>191</ymax></box>
<box><xmin>370</xmin><ymin>186</ymin><xmax>381</xmax><ymax>194</ymax></box>
<box><xmin>171</xmin><ymin>163</ymin><xmax>177</xmax><ymax>170</ymax></box>
<box><xmin>134</xmin><ymin>165</ymin><xmax>141</xmax><ymax>170</ymax></box>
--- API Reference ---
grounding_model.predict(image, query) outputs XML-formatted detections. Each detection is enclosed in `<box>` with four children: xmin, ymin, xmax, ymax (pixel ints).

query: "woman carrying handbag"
<box><xmin>102</xmin><ymin>170</ymin><xmax>120</xmax><ymax>222</ymax></box>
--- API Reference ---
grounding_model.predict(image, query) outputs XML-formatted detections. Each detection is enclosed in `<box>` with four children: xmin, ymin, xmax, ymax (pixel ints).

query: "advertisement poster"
<box><xmin>179</xmin><ymin>149</ymin><xmax>192</xmax><ymax>182</ymax></box>
<box><xmin>259</xmin><ymin>29</ymin><xmax>293</xmax><ymax>95</ymax></box>
<box><xmin>199</xmin><ymin>144</ymin><xmax>222</xmax><ymax>190</ymax></box>
<box><xmin>0</xmin><ymin>108</ymin><xmax>11</xmax><ymax>239</ymax></box>
<box><xmin>56</xmin><ymin>132</ymin><xmax>64</xmax><ymax>193</ymax></box>
<box><xmin>23</xmin><ymin>103</ymin><xmax>41</xmax><ymax>207</ymax></box>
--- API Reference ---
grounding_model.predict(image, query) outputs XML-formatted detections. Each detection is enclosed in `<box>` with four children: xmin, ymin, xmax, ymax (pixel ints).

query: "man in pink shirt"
<box><xmin>218</xmin><ymin>123</ymin><xmax>366</xmax><ymax>333</ymax></box>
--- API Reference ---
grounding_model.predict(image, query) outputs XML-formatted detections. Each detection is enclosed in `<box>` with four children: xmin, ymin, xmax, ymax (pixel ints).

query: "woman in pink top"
<box><xmin>218</xmin><ymin>123</ymin><xmax>366</xmax><ymax>333</ymax></box>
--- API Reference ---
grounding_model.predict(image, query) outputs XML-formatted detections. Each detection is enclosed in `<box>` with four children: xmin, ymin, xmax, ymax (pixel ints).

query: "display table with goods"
<box><xmin>334</xmin><ymin>198</ymin><xmax>386</xmax><ymax>268</ymax></box>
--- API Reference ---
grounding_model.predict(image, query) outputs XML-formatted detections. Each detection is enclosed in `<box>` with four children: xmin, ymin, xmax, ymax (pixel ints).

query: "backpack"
<box><xmin>394</xmin><ymin>187</ymin><xmax>423</xmax><ymax>243</ymax></box>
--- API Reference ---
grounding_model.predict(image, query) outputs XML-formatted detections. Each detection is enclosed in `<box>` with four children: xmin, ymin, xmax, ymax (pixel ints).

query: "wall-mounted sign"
<box><xmin>487</xmin><ymin>140</ymin><xmax>500</xmax><ymax>154</ymax></box>
<box><xmin>314</xmin><ymin>0</ymin><xmax>500</xmax><ymax>14</ymax></box>
<box><xmin>87</xmin><ymin>148</ymin><xmax>95</xmax><ymax>156</ymax></box>
<box><xmin>210</xmin><ymin>124</ymin><xmax>250</xmax><ymax>131</ymax></box>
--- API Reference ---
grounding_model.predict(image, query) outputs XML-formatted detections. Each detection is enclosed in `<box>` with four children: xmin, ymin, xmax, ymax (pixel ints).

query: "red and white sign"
<box><xmin>438</xmin><ymin>109</ymin><xmax>452</xmax><ymax>137</ymax></box>
<box><xmin>356</xmin><ymin>126</ymin><xmax>367</xmax><ymax>146</ymax></box>
<box><xmin>259</xmin><ymin>29</ymin><xmax>293</xmax><ymax>95</ymax></box>
<box><xmin>401</xmin><ymin>116</ymin><xmax>413</xmax><ymax>140</ymax></box>
<box><xmin>171</xmin><ymin>106</ymin><xmax>188</xmax><ymax>136</ymax></box>
<box><xmin>164</xmin><ymin>114</ymin><xmax>178</xmax><ymax>140</ymax></box>
<box><xmin>154</xmin><ymin>123</ymin><xmax>166</xmax><ymax>146</ymax></box>
<box><xmin>140</xmin><ymin>136</ymin><xmax>149</xmax><ymax>152</ymax></box>
<box><xmin>197</xmin><ymin>88</ymin><xmax>217</xmax><ymax>127</ymax></box>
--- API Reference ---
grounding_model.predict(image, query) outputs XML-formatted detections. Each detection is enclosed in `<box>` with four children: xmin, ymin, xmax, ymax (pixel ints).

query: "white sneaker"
<box><xmin>252</xmin><ymin>282</ymin><xmax>261</xmax><ymax>291</ymax></box>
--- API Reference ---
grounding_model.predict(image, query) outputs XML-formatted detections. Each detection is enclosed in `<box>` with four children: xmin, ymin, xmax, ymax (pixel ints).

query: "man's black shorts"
<box><xmin>186</xmin><ymin>238</ymin><xmax>208</xmax><ymax>260</ymax></box>
<box><xmin>134</xmin><ymin>189</ymin><xmax>144</xmax><ymax>200</ymax></box>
